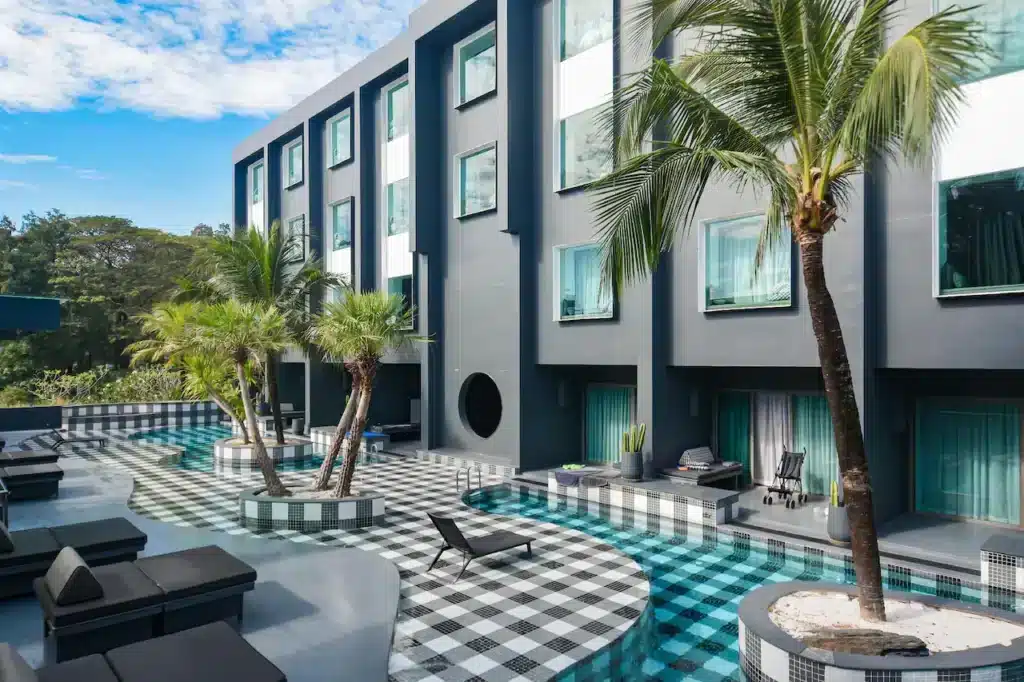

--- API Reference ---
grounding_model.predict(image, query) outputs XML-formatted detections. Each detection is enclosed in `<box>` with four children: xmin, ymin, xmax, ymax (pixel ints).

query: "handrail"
<box><xmin>455</xmin><ymin>465</ymin><xmax>482</xmax><ymax>492</ymax></box>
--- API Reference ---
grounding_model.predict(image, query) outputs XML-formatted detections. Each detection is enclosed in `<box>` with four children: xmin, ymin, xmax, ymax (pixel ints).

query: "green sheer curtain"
<box><xmin>585</xmin><ymin>385</ymin><xmax>635</xmax><ymax>464</ymax></box>
<box><xmin>716</xmin><ymin>392</ymin><xmax>751</xmax><ymax>485</ymax></box>
<box><xmin>915</xmin><ymin>399</ymin><xmax>1021</xmax><ymax>525</ymax></box>
<box><xmin>791</xmin><ymin>395</ymin><xmax>839</xmax><ymax>496</ymax></box>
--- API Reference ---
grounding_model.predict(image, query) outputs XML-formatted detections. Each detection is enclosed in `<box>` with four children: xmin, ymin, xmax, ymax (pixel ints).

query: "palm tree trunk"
<box><xmin>265</xmin><ymin>352</ymin><xmax>286</xmax><ymax>445</ymax></box>
<box><xmin>799</xmin><ymin>233</ymin><xmax>885</xmax><ymax>622</ymax></box>
<box><xmin>207</xmin><ymin>387</ymin><xmax>248</xmax><ymax>443</ymax></box>
<box><xmin>236</xmin><ymin>361</ymin><xmax>289</xmax><ymax>497</ymax></box>
<box><xmin>333</xmin><ymin>373</ymin><xmax>373</xmax><ymax>498</ymax></box>
<box><xmin>312</xmin><ymin>373</ymin><xmax>361</xmax><ymax>491</ymax></box>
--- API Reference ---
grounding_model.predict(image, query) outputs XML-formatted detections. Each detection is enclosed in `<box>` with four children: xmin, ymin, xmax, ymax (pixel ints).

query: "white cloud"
<box><xmin>0</xmin><ymin>153</ymin><xmax>56</xmax><ymax>164</ymax></box>
<box><xmin>74</xmin><ymin>168</ymin><xmax>106</xmax><ymax>181</ymax></box>
<box><xmin>0</xmin><ymin>0</ymin><xmax>424</xmax><ymax>118</ymax></box>
<box><xmin>0</xmin><ymin>180</ymin><xmax>38</xmax><ymax>190</ymax></box>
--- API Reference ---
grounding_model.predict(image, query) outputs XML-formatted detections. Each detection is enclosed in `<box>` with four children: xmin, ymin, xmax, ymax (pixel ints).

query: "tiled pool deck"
<box><xmin>16</xmin><ymin>431</ymin><xmax>651</xmax><ymax>682</ymax></box>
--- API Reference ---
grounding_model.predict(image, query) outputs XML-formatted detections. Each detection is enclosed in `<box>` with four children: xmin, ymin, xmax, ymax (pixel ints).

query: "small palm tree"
<box><xmin>307</xmin><ymin>291</ymin><xmax>426</xmax><ymax>498</ymax></box>
<box><xmin>192</xmin><ymin>300</ymin><xmax>293</xmax><ymax>497</ymax></box>
<box><xmin>592</xmin><ymin>0</ymin><xmax>987</xmax><ymax>621</ymax></box>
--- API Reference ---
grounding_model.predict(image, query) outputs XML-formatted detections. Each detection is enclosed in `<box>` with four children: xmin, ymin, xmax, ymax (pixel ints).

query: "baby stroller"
<box><xmin>762</xmin><ymin>448</ymin><xmax>806</xmax><ymax>509</ymax></box>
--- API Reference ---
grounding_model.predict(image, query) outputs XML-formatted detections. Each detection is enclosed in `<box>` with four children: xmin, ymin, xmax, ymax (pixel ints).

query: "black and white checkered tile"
<box><xmin>414</xmin><ymin>448</ymin><xmax>519</xmax><ymax>479</ymax></box>
<box><xmin>213</xmin><ymin>437</ymin><xmax>316</xmax><ymax>470</ymax></box>
<box><xmin>238</xmin><ymin>487</ymin><xmax>386</xmax><ymax>532</ymax></box>
<box><xmin>309</xmin><ymin>426</ymin><xmax>392</xmax><ymax>454</ymax></box>
<box><xmin>64</xmin><ymin>401</ymin><xmax>224</xmax><ymax>432</ymax></box>
<box><xmin>23</xmin><ymin>431</ymin><xmax>651</xmax><ymax>682</ymax></box>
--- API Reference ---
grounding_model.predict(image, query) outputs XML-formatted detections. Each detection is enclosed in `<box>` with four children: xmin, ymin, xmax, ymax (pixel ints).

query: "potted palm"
<box><xmin>826</xmin><ymin>479</ymin><xmax>851</xmax><ymax>546</ymax></box>
<box><xmin>620</xmin><ymin>423</ymin><xmax>646</xmax><ymax>481</ymax></box>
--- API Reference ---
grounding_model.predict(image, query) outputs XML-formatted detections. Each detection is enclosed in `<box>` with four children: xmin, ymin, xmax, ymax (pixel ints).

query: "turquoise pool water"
<box><xmin>129</xmin><ymin>425</ymin><xmax>324</xmax><ymax>472</ymax></box>
<box><xmin>471</xmin><ymin>491</ymin><xmax>989</xmax><ymax>682</ymax></box>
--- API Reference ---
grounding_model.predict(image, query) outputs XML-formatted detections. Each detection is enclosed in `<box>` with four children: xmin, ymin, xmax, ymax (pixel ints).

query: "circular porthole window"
<box><xmin>459</xmin><ymin>373</ymin><xmax>502</xmax><ymax>439</ymax></box>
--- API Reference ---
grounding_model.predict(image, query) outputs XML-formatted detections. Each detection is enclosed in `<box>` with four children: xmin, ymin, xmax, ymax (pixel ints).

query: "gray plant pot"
<box><xmin>621</xmin><ymin>451</ymin><xmax>643</xmax><ymax>481</ymax></box>
<box><xmin>826</xmin><ymin>505</ymin><xmax>851</xmax><ymax>546</ymax></box>
<box><xmin>291</xmin><ymin>418</ymin><xmax>305</xmax><ymax>436</ymax></box>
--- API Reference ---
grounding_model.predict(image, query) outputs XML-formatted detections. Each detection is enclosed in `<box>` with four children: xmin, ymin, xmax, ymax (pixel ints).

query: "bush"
<box><xmin>97</xmin><ymin>367</ymin><xmax>183</xmax><ymax>403</ymax></box>
<box><xmin>0</xmin><ymin>384</ymin><xmax>34</xmax><ymax>407</ymax></box>
<box><xmin>10</xmin><ymin>366</ymin><xmax>184</xmax><ymax>406</ymax></box>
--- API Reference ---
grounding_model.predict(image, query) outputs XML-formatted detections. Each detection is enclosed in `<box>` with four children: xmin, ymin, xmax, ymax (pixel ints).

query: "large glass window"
<box><xmin>386</xmin><ymin>178</ymin><xmax>410</xmax><ymax>236</ymax></box>
<box><xmin>939</xmin><ymin>0</ymin><xmax>1024</xmax><ymax>81</ymax></box>
<box><xmin>388</xmin><ymin>275</ymin><xmax>414</xmax><ymax>328</ymax></box>
<box><xmin>556</xmin><ymin>243</ymin><xmax>613</xmax><ymax>321</ymax></box>
<box><xmin>703</xmin><ymin>214</ymin><xmax>791</xmax><ymax>311</ymax></box>
<box><xmin>457</xmin><ymin>26</ymin><xmax>497</xmax><ymax>105</ymax></box>
<box><xmin>560</xmin><ymin>0</ymin><xmax>613</xmax><ymax>60</ymax></box>
<box><xmin>331</xmin><ymin>200</ymin><xmax>352</xmax><ymax>250</ymax></box>
<box><xmin>286</xmin><ymin>215</ymin><xmax>306</xmax><ymax>259</ymax></box>
<box><xmin>938</xmin><ymin>167</ymin><xmax>1024</xmax><ymax>295</ymax></box>
<box><xmin>251</xmin><ymin>162</ymin><xmax>263</xmax><ymax>204</ymax></box>
<box><xmin>560</xmin><ymin>107</ymin><xmax>612</xmax><ymax>189</ymax></box>
<box><xmin>329</xmin><ymin>110</ymin><xmax>352</xmax><ymax>167</ymax></box>
<box><xmin>387</xmin><ymin>82</ymin><xmax>409</xmax><ymax>141</ymax></box>
<box><xmin>286</xmin><ymin>140</ymin><xmax>303</xmax><ymax>187</ymax></box>
<box><xmin>457</xmin><ymin>144</ymin><xmax>497</xmax><ymax>217</ymax></box>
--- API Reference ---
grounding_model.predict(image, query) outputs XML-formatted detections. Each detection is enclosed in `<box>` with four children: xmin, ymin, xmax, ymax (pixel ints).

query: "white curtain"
<box><xmin>753</xmin><ymin>392</ymin><xmax>792</xmax><ymax>485</ymax></box>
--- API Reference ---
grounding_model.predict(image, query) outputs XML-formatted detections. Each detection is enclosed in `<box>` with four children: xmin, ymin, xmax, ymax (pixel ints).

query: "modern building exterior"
<box><xmin>233</xmin><ymin>0</ymin><xmax>1024</xmax><ymax>530</ymax></box>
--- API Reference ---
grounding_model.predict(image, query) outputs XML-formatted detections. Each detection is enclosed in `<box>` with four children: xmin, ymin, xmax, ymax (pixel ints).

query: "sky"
<box><xmin>0</xmin><ymin>0</ymin><xmax>423</xmax><ymax>235</ymax></box>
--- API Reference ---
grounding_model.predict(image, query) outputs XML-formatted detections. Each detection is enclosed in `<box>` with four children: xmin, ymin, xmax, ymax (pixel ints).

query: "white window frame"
<box><xmin>285</xmin><ymin>139</ymin><xmax>304</xmax><ymax>188</ymax></box>
<box><xmin>327</xmin><ymin>109</ymin><xmax>353</xmax><ymax>168</ymax></box>
<box><xmin>329</xmin><ymin>198</ymin><xmax>354</xmax><ymax>251</ymax></box>
<box><xmin>379</xmin><ymin>75</ymin><xmax>413</xmax><ymax>297</ymax></box>
<box><xmin>454</xmin><ymin>141</ymin><xmax>498</xmax><ymax>219</ymax></box>
<box><xmin>454</xmin><ymin>22</ymin><xmax>498</xmax><ymax>109</ymax></box>
<box><xmin>552</xmin><ymin>240</ymin><xmax>615</xmax><ymax>322</ymax></box>
<box><xmin>286</xmin><ymin>214</ymin><xmax>307</xmax><ymax>259</ymax></box>
<box><xmin>384</xmin><ymin>78</ymin><xmax>410</xmax><ymax>143</ymax></box>
<box><xmin>697</xmin><ymin>211</ymin><xmax>793</xmax><ymax>313</ymax></box>
<box><xmin>250</xmin><ymin>162</ymin><xmax>264</xmax><ymax>204</ymax></box>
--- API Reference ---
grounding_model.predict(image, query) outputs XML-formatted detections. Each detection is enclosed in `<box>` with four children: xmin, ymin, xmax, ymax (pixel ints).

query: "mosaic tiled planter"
<box><xmin>64</xmin><ymin>401</ymin><xmax>224</xmax><ymax>432</ymax></box>
<box><xmin>308</xmin><ymin>426</ymin><xmax>391</xmax><ymax>454</ymax></box>
<box><xmin>213</xmin><ymin>436</ymin><xmax>316</xmax><ymax>471</ymax></box>
<box><xmin>738</xmin><ymin>581</ymin><xmax>1024</xmax><ymax>682</ymax></box>
<box><xmin>238</xmin><ymin>487</ymin><xmax>386</xmax><ymax>531</ymax></box>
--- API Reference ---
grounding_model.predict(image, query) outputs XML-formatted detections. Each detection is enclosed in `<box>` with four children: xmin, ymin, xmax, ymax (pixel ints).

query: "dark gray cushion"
<box><xmin>680</xmin><ymin>446</ymin><xmax>716</xmax><ymax>466</ymax></box>
<box><xmin>134</xmin><ymin>545</ymin><xmax>256</xmax><ymax>600</ymax></box>
<box><xmin>34</xmin><ymin>562</ymin><xmax>163</xmax><ymax>628</ymax></box>
<box><xmin>1</xmin><ymin>451</ymin><xmax>60</xmax><ymax>467</ymax></box>
<box><xmin>51</xmin><ymin>518</ymin><xmax>147</xmax><ymax>557</ymax></box>
<box><xmin>1</xmin><ymin>528</ymin><xmax>60</xmax><ymax>567</ymax></box>
<box><xmin>36</xmin><ymin>655</ymin><xmax>118</xmax><ymax>682</ymax></box>
<box><xmin>0</xmin><ymin>521</ymin><xmax>14</xmax><ymax>554</ymax></box>
<box><xmin>1</xmin><ymin>463</ymin><xmax>63</xmax><ymax>483</ymax></box>
<box><xmin>0</xmin><ymin>643</ymin><xmax>37</xmax><ymax>682</ymax></box>
<box><xmin>44</xmin><ymin>547</ymin><xmax>104</xmax><ymax>606</ymax></box>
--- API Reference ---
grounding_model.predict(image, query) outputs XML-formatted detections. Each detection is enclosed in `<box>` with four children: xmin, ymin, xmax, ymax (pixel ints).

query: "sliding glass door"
<box><xmin>585</xmin><ymin>384</ymin><xmax>636</xmax><ymax>464</ymax></box>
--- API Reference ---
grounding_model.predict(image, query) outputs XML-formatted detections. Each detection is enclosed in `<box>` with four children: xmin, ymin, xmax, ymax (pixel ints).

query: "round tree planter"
<box><xmin>239</xmin><ymin>487</ymin><xmax>386</xmax><ymax>532</ymax></box>
<box><xmin>213</xmin><ymin>436</ymin><xmax>316</xmax><ymax>471</ymax></box>
<box><xmin>738</xmin><ymin>582</ymin><xmax>1024</xmax><ymax>682</ymax></box>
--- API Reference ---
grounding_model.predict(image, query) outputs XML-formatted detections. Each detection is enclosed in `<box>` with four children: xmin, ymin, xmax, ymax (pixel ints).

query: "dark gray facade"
<box><xmin>234</xmin><ymin>0</ymin><xmax>1024</xmax><ymax>525</ymax></box>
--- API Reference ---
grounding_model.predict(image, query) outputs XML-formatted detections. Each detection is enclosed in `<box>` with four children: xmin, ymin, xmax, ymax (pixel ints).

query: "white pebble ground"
<box><xmin>769</xmin><ymin>591</ymin><xmax>1024</xmax><ymax>652</ymax></box>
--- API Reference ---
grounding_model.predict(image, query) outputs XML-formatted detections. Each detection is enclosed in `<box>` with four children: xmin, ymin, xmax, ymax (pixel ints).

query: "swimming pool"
<box><xmin>471</xmin><ymin>489</ymin><xmax>989</xmax><ymax>682</ymax></box>
<box><xmin>129</xmin><ymin>425</ymin><xmax>324</xmax><ymax>472</ymax></box>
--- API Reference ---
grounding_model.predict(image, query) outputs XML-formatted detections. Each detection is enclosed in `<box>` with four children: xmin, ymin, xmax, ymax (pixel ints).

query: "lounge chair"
<box><xmin>426</xmin><ymin>513</ymin><xmax>532</xmax><ymax>583</ymax></box>
<box><xmin>660</xmin><ymin>446</ymin><xmax>744</xmax><ymax>489</ymax></box>
<box><xmin>47</xmin><ymin>430</ymin><xmax>107</xmax><ymax>451</ymax></box>
<box><xmin>0</xmin><ymin>621</ymin><xmax>285</xmax><ymax>682</ymax></box>
<box><xmin>1</xmin><ymin>464</ymin><xmax>64</xmax><ymax>501</ymax></box>
<box><xmin>1</xmin><ymin>450</ymin><xmax>60</xmax><ymax>468</ymax></box>
<box><xmin>34</xmin><ymin>545</ymin><xmax>257</xmax><ymax>663</ymax></box>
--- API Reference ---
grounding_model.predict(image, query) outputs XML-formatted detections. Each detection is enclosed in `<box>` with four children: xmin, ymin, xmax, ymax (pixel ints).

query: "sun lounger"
<box><xmin>1</xmin><ymin>450</ymin><xmax>60</xmax><ymax>467</ymax></box>
<box><xmin>1</xmin><ymin>464</ymin><xmax>64</xmax><ymax>501</ymax></box>
<box><xmin>660</xmin><ymin>446</ymin><xmax>743</xmax><ymax>489</ymax></box>
<box><xmin>47</xmin><ymin>430</ymin><xmax>107</xmax><ymax>451</ymax></box>
<box><xmin>426</xmin><ymin>513</ymin><xmax>532</xmax><ymax>583</ymax></box>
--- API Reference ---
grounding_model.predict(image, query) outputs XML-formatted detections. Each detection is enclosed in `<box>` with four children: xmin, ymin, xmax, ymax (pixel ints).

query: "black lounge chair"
<box><xmin>1</xmin><ymin>450</ymin><xmax>60</xmax><ymax>468</ymax></box>
<box><xmin>47</xmin><ymin>430</ymin><xmax>107</xmax><ymax>451</ymax></box>
<box><xmin>763</xmin><ymin>447</ymin><xmax>807</xmax><ymax>508</ymax></box>
<box><xmin>1</xmin><ymin>464</ymin><xmax>64</xmax><ymax>500</ymax></box>
<box><xmin>0</xmin><ymin>621</ymin><xmax>285</xmax><ymax>682</ymax></box>
<box><xmin>426</xmin><ymin>513</ymin><xmax>532</xmax><ymax>583</ymax></box>
<box><xmin>0</xmin><ymin>518</ymin><xmax>146</xmax><ymax>600</ymax></box>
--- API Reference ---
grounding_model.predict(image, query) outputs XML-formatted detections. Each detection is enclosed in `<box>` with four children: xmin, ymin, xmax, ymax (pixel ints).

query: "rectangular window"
<box><xmin>560</xmin><ymin>107</ymin><xmax>612</xmax><ymax>189</ymax></box>
<box><xmin>251</xmin><ymin>162</ymin><xmax>263</xmax><ymax>204</ymax></box>
<box><xmin>331</xmin><ymin>200</ymin><xmax>352</xmax><ymax>250</ymax></box>
<box><xmin>387</xmin><ymin>82</ymin><xmax>409</xmax><ymax>141</ymax></box>
<box><xmin>560</xmin><ymin>0</ymin><xmax>613</xmax><ymax>61</ymax></box>
<box><xmin>329</xmin><ymin>110</ymin><xmax>352</xmax><ymax>167</ymax></box>
<box><xmin>456</xmin><ymin>144</ymin><xmax>497</xmax><ymax>217</ymax></box>
<box><xmin>939</xmin><ymin>0</ymin><xmax>1024</xmax><ymax>81</ymax></box>
<box><xmin>286</xmin><ymin>215</ymin><xmax>306</xmax><ymax>259</ymax></box>
<box><xmin>386</xmin><ymin>178</ymin><xmax>411</xmax><ymax>236</ymax></box>
<box><xmin>286</xmin><ymin>140</ymin><xmax>303</xmax><ymax>187</ymax></box>
<box><xmin>388</xmin><ymin>275</ymin><xmax>414</xmax><ymax>327</ymax></box>
<box><xmin>555</xmin><ymin>243</ymin><xmax>613</xmax><ymax>321</ymax></box>
<box><xmin>938</xmin><ymin>167</ymin><xmax>1024</xmax><ymax>296</ymax></box>
<box><xmin>702</xmin><ymin>214</ymin><xmax>791</xmax><ymax>311</ymax></box>
<box><xmin>456</xmin><ymin>25</ymin><xmax>497</xmax><ymax>106</ymax></box>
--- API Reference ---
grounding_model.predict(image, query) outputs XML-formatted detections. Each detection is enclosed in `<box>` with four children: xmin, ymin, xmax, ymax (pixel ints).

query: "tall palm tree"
<box><xmin>126</xmin><ymin>302</ymin><xmax>249</xmax><ymax>442</ymax></box>
<box><xmin>197</xmin><ymin>222</ymin><xmax>344</xmax><ymax>445</ymax></box>
<box><xmin>192</xmin><ymin>300</ymin><xmax>293</xmax><ymax>497</ymax></box>
<box><xmin>592</xmin><ymin>0</ymin><xmax>987</xmax><ymax>621</ymax></box>
<box><xmin>307</xmin><ymin>292</ymin><xmax>426</xmax><ymax>498</ymax></box>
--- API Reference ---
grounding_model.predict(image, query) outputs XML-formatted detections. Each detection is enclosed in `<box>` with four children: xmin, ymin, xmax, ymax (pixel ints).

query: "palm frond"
<box><xmin>307</xmin><ymin>291</ymin><xmax>428</xmax><ymax>366</ymax></box>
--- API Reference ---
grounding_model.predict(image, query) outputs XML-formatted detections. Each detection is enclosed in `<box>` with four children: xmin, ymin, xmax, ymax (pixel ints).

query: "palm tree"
<box><xmin>126</xmin><ymin>302</ymin><xmax>250</xmax><ymax>442</ymax></box>
<box><xmin>192</xmin><ymin>300</ymin><xmax>293</xmax><ymax>497</ymax></box>
<box><xmin>307</xmin><ymin>292</ymin><xmax>426</xmax><ymax>498</ymax></box>
<box><xmin>196</xmin><ymin>222</ymin><xmax>344</xmax><ymax>445</ymax></box>
<box><xmin>592</xmin><ymin>0</ymin><xmax>987</xmax><ymax>621</ymax></box>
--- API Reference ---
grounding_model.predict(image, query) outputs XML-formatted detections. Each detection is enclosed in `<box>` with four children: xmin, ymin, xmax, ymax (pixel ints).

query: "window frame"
<box><xmin>552</xmin><ymin>240</ymin><xmax>616</xmax><ymax>322</ymax></box>
<box><xmin>557</xmin><ymin>105</ymin><xmax>613</xmax><ymax>193</ymax></box>
<box><xmin>384</xmin><ymin>79</ymin><xmax>410</xmax><ymax>142</ymax></box>
<box><xmin>454</xmin><ymin>22</ymin><xmax>498</xmax><ymax>109</ymax></box>
<box><xmin>326</xmin><ymin>109</ymin><xmax>353</xmax><ymax>169</ymax></box>
<box><xmin>285</xmin><ymin>139</ymin><xmax>304</xmax><ymax>188</ymax></box>
<box><xmin>250</xmin><ymin>161</ymin><xmax>264</xmax><ymax>205</ymax></box>
<box><xmin>454</xmin><ymin>141</ymin><xmax>499</xmax><ymax>219</ymax></box>
<box><xmin>697</xmin><ymin>211</ymin><xmax>794</xmax><ymax>313</ymax></box>
<box><xmin>559</xmin><ymin>0</ymin><xmax>615</xmax><ymax>62</ymax></box>
<box><xmin>329</xmin><ymin>197</ymin><xmax>354</xmax><ymax>251</ymax></box>
<box><xmin>285</xmin><ymin>214</ymin><xmax>307</xmax><ymax>259</ymax></box>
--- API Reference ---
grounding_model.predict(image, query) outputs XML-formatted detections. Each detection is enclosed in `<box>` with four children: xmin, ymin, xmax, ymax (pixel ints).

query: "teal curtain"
<box><xmin>585</xmin><ymin>385</ymin><xmax>635</xmax><ymax>464</ymax></box>
<box><xmin>717</xmin><ymin>392</ymin><xmax>751</xmax><ymax>485</ymax></box>
<box><xmin>791</xmin><ymin>395</ymin><xmax>839</xmax><ymax>496</ymax></box>
<box><xmin>915</xmin><ymin>398</ymin><xmax>1021</xmax><ymax>525</ymax></box>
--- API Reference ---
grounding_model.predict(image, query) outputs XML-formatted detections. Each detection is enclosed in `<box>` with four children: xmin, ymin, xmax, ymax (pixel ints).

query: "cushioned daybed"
<box><xmin>660</xmin><ymin>446</ymin><xmax>743</xmax><ymax>489</ymax></box>
<box><xmin>0</xmin><ymin>518</ymin><xmax>147</xmax><ymax>600</ymax></box>
<box><xmin>34</xmin><ymin>544</ymin><xmax>257</xmax><ymax>663</ymax></box>
<box><xmin>0</xmin><ymin>464</ymin><xmax>64</xmax><ymax>501</ymax></box>
<box><xmin>1</xmin><ymin>451</ymin><xmax>60</xmax><ymax>468</ymax></box>
<box><xmin>0</xmin><ymin>621</ymin><xmax>286</xmax><ymax>682</ymax></box>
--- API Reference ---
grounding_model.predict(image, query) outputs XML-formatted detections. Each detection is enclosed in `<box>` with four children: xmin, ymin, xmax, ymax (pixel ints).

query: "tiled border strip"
<box><xmin>213</xmin><ymin>436</ymin><xmax>316</xmax><ymax>470</ymax></box>
<box><xmin>413</xmin><ymin>448</ymin><xmax>519</xmax><ymax>478</ymax></box>
<box><xmin>239</xmin><ymin>486</ymin><xmax>386</xmax><ymax>531</ymax></box>
<box><xmin>308</xmin><ymin>426</ymin><xmax>391</xmax><ymax>454</ymax></box>
<box><xmin>64</xmin><ymin>401</ymin><xmax>224</xmax><ymax>432</ymax></box>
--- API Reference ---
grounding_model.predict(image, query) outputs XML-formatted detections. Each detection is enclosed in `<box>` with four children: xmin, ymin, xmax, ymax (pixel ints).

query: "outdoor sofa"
<box><xmin>0</xmin><ymin>517</ymin><xmax>147</xmax><ymax>600</ymax></box>
<box><xmin>0</xmin><ymin>463</ymin><xmax>64</xmax><ymax>501</ymax></box>
<box><xmin>660</xmin><ymin>446</ymin><xmax>743</xmax><ymax>489</ymax></box>
<box><xmin>0</xmin><ymin>621</ymin><xmax>286</xmax><ymax>682</ymax></box>
<box><xmin>1</xmin><ymin>450</ymin><xmax>60</xmax><ymax>468</ymax></box>
<box><xmin>33</xmin><ymin>544</ymin><xmax>257</xmax><ymax>663</ymax></box>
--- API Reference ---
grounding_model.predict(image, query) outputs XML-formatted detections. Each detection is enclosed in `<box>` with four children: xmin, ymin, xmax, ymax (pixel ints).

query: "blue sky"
<box><xmin>0</xmin><ymin>0</ymin><xmax>422</xmax><ymax>236</ymax></box>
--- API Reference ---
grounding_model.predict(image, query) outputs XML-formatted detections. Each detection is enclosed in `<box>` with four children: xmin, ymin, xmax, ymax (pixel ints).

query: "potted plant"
<box><xmin>620</xmin><ymin>423</ymin><xmax>646</xmax><ymax>481</ymax></box>
<box><xmin>826</xmin><ymin>479</ymin><xmax>851</xmax><ymax>546</ymax></box>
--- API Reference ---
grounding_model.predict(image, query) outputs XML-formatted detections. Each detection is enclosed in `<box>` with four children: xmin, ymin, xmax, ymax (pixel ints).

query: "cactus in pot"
<box><xmin>826</xmin><ymin>478</ymin><xmax>851</xmax><ymax>546</ymax></box>
<box><xmin>620</xmin><ymin>423</ymin><xmax>646</xmax><ymax>481</ymax></box>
